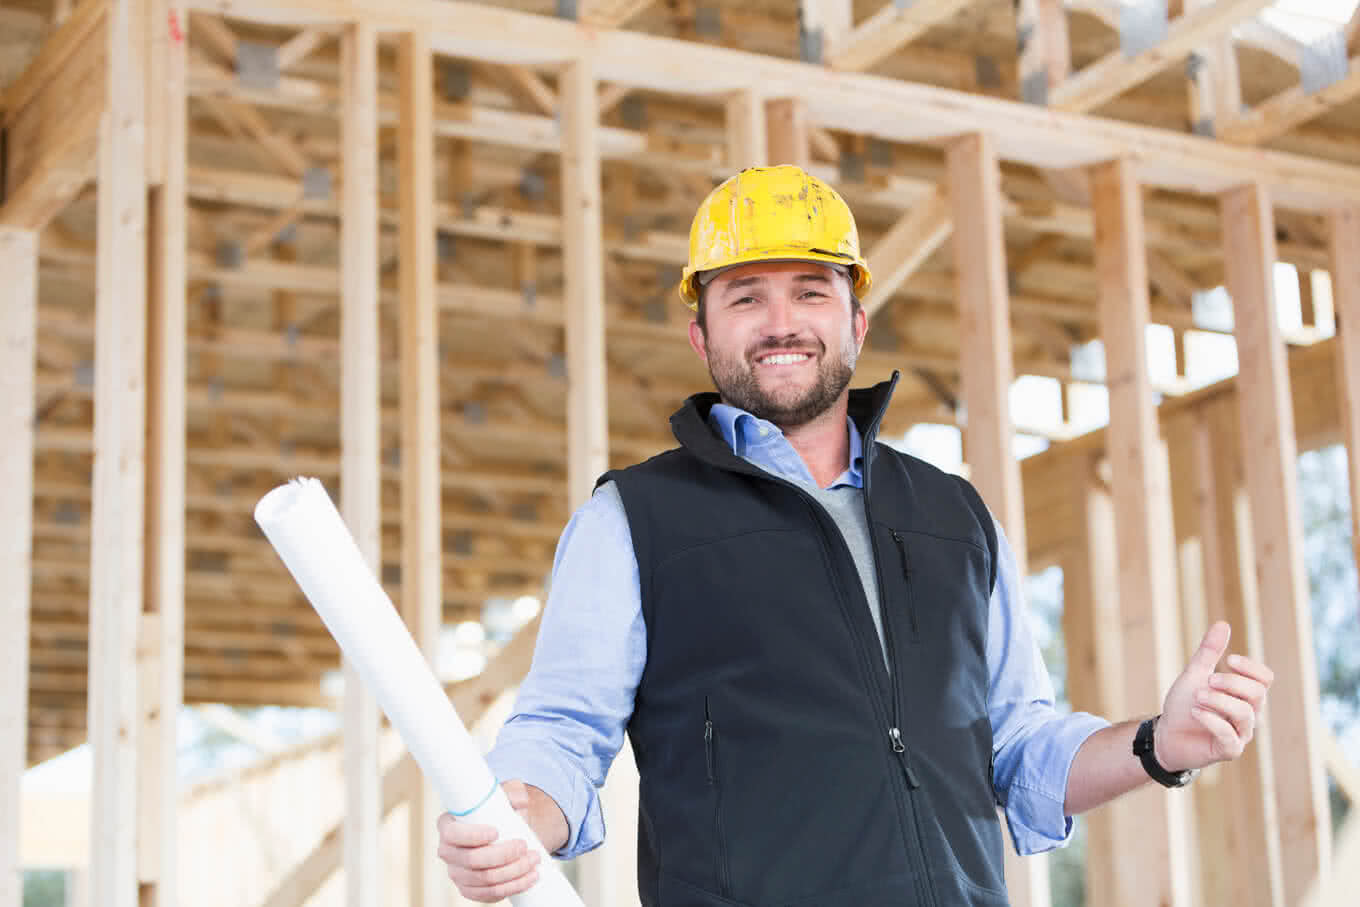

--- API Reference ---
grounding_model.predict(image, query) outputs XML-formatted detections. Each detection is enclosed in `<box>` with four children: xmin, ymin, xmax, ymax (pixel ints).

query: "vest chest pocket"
<box><xmin>875</xmin><ymin>524</ymin><xmax>991</xmax><ymax>650</ymax></box>
<box><xmin>704</xmin><ymin>696</ymin><xmax>732</xmax><ymax>898</ymax></box>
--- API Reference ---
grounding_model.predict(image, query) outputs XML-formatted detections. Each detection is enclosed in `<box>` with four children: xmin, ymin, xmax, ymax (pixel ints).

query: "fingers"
<box><xmin>1195</xmin><ymin>689</ymin><xmax>1255</xmax><ymax>742</ymax></box>
<box><xmin>1225</xmin><ymin>653</ymin><xmax>1275</xmax><ymax>688</ymax></box>
<box><xmin>437</xmin><ymin>817</ymin><xmax>499</xmax><ymax>849</ymax></box>
<box><xmin>1189</xmin><ymin>621</ymin><xmax>1231</xmax><ymax>673</ymax></box>
<box><xmin>1191</xmin><ymin>705</ymin><xmax>1246</xmax><ymax>760</ymax></box>
<box><xmin>460</xmin><ymin>868</ymin><xmax>541</xmax><ymax>903</ymax></box>
<box><xmin>1208</xmin><ymin>672</ymin><xmax>1269</xmax><ymax>712</ymax></box>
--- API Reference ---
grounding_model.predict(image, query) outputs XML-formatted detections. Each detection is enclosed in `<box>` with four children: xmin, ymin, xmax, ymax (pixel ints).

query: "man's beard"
<box><xmin>706</xmin><ymin>334</ymin><xmax>856</xmax><ymax>428</ymax></box>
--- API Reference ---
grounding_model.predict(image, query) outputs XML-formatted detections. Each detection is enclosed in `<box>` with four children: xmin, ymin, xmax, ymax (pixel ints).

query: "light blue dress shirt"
<box><xmin>487</xmin><ymin>404</ymin><xmax>1109</xmax><ymax>860</ymax></box>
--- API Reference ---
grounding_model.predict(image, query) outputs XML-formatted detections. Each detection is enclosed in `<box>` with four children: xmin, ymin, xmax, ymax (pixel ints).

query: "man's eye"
<box><xmin>732</xmin><ymin>296</ymin><xmax>757</xmax><ymax>306</ymax></box>
<box><xmin>799</xmin><ymin>291</ymin><xmax>827</xmax><ymax>300</ymax></box>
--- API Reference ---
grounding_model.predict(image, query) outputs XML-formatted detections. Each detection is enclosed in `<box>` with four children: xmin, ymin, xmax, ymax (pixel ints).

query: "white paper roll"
<box><xmin>254</xmin><ymin>477</ymin><xmax>584</xmax><ymax>907</ymax></box>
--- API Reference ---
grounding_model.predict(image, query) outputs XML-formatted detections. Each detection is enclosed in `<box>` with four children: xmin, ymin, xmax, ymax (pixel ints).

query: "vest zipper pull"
<box><xmin>888</xmin><ymin>727</ymin><xmax>921</xmax><ymax>788</ymax></box>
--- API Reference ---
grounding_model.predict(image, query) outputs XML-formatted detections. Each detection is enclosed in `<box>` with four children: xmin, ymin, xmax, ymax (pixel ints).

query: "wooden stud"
<box><xmin>137</xmin><ymin>1</ymin><xmax>188</xmax><ymax>902</ymax></box>
<box><xmin>1191</xmin><ymin>406</ymin><xmax>1285</xmax><ymax>907</ymax></box>
<box><xmin>89</xmin><ymin>1</ymin><xmax>148</xmax><ymax>904</ymax></box>
<box><xmin>764</xmin><ymin>97</ymin><xmax>810</xmax><ymax>170</ymax></box>
<box><xmin>0</xmin><ymin>227</ymin><xmax>37</xmax><ymax>907</ymax></box>
<box><xmin>1061</xmin><ymin>453</ymin><xmax>1123</xmax><ymax>907</ymax></box>
<box><xmin>1330</xmin><ymin>208</ymin><xmax>1360</xmax><ymax>611</ymax></box>
<box><xmin>827</xmin><ymin>0</ymin><xmax>972</xmax><ymax>72</ymax></box>
<box><xmin>1221</xmin><ymin>181</ymin><xmax>1332</xmax><ymax>904</ymax></box>
<box><xmin>798</xmin><ymin>0</ymin><xmax>851</xmax><ymax>62</ymax></box>
<box><xmin>724</xmin><ymin>90</ymin><xmax>768</xmax><ymax>171</ymax></box>
<box><xmin>863</xmin><ymin>188</ymin><xmax>951</xmax><ymax>318</ymax></box>
<box><xmin>340</xmin><ymin>19</ymin><xmax>382</xmax><ymax>907</ymax></box>
<box><xmin>1051</xmin><ymin>0</ymin><xmax>1270</xmax><ymax>113</ymax></box>
<box><xmin>1183</xmin><ymin>0</ymin><xmax>1241</xmax><ymax>138</ymax></box>
<box><xmin>1298</xmin><ymin>267</ymin><xmax>1316</xmax><ymax>330</ymax></box>
<box><xmin>945</xmin><ymin>132</ymin><xmax>1048</xmax><ymax>907</ymax></box>
<box><xmin>561</xmin><ymin>56</ymin><xmax>634</xmax><ymax>906</ymax></box>
<box><xmin>1016</xmin><ymin>0</ymin><xmax>1070</xmax><ymax>104</ymax></box>
<box><xmin>397</xmin><ymin>29</ymin><xmax>443</xmax><ymax>907</ymax></box>
<box><xmin>1089</xmin><ymin>156</ymin><xmax>1194</xmax><ymax>907</ymax></box>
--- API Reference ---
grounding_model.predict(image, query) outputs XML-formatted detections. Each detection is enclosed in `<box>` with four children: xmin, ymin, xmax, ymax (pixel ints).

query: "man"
<box><xmin>436</xmin><ymin>166</ymin><xmax>1273</xmax><ymax>905</ymax></box>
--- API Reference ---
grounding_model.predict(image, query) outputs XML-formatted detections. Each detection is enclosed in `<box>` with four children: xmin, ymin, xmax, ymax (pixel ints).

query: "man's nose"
<box><xmin>761</xmin><ymin>295</ymin><xmax>799</xmax><ymax>336</ymax></box>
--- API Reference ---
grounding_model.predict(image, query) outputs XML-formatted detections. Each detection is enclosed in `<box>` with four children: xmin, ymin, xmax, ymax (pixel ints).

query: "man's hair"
<box><xmin>694</xmin><ymin>274</ymin><xmax>862</xmax><ymax>334</ymax></box>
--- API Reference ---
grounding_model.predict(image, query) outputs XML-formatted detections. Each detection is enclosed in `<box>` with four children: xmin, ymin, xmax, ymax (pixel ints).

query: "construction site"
<box><xmin>3</xmin><ymin>0</ymin><xmax>1360</xmax><ymax>904</ymax></box>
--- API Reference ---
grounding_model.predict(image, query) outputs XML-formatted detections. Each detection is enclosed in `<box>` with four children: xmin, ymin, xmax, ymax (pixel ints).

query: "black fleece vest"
<box><xmin>600</xmin><ymin>377</ymin><xmax>1008</xmax><ymax>907</ymax></box>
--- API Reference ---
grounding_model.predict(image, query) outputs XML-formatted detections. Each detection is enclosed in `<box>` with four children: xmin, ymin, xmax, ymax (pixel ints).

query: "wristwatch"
<box><xmin>1133</xmin><ymin>716</ymin><xmax>1197</xmax><ymax>789</ymax></box>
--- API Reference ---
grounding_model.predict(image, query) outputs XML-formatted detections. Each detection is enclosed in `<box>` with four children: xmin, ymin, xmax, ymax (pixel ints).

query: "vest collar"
<box><xmin>669</xmin><ymin>371</ymin><xmax>902</xmax><ymax>473</ymax></box>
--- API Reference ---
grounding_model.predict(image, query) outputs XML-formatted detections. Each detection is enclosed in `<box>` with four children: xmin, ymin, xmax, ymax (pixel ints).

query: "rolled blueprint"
<box><xmin>254</xmin><ymin>477</ymin><xmax>584</xmax><ymax>907</ymax></box>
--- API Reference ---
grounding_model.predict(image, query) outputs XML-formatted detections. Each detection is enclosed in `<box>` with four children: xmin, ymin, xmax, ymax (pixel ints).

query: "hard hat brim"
<box><xmin>677</xmin><ymin>248</ymin><xmax>874</xmax><ymax>309</ymax></box>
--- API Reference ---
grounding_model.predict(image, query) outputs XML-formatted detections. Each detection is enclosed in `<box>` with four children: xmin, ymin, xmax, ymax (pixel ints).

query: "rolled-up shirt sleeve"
<box><xmin>987</xmin><ymin>519</ymin><xmax>1108</xmax><ymax>855</ymax></box>
<box><xmin>485</xmin><ymin>481</ymin><xmax>646</xmax><ymax>859</ymax></box>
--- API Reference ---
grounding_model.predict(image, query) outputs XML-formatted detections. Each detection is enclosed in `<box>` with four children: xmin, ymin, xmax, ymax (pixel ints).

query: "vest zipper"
<box><xmin>862</xmin><ymin>466</ymin><xmax>938</xmax><ymax>907</ymax></box>
<box><xmin>704</xmin><ymin>697</ymin><xmax>731</xmax><ymax>897</ymax></box>
<box><xmin>890</xmin><ymin>530</ymin><xmax>921</xmax><ymax>640</ymax></box>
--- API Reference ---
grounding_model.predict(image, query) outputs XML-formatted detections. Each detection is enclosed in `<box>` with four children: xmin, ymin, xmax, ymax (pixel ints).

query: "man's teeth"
<box><xmin>760</xmin><ymin>353</ymin><xmax>811</xmax><ymax>365</ymax></box>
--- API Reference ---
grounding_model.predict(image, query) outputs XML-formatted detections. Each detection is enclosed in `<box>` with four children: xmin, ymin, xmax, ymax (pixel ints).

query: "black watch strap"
<box><xmin>1133</xmin><ymin>716</ymin><xmax>1197</xmax><ymax>789</ymax></box>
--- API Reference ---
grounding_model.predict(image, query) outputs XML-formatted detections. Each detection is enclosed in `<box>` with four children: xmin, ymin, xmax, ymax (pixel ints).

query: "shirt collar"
<box><xmin>706</xmin><ymin>403</ymin><xmax>864</xmax><ymax>489</ymax></box>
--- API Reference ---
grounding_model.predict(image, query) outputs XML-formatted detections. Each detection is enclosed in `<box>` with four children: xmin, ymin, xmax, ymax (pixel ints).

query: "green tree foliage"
<box><xmin>22</xmin><ymin>869</ymin><xmax>65</xmax><ymax>907</ymax></box>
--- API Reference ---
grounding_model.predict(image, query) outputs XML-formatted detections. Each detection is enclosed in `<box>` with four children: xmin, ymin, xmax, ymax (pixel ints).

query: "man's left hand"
<box><xmin>1155</xmin><ymin>621</ymin><xmax>1274</xmax><ymax>772</ymax></box>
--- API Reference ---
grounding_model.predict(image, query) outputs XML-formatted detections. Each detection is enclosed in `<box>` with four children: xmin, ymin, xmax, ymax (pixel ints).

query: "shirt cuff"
<box><xmin>1001</xmin><ymin>712</ymin><xmax>1109</xmax><ymax>855</ymax></box>
<box><xmin>487</xmin><ymin>738</ymin><xmax>606</xmax><ymax>860</ymax></box>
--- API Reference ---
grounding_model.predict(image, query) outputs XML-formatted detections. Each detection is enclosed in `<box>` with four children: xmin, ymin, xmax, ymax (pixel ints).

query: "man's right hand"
<box><xmin>436</xmin><ymin>780</ymin><xmax>569</xmax><ymax>903</ymax></box>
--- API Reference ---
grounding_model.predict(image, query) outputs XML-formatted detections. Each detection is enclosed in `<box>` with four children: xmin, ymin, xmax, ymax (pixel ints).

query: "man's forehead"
<box><xmin>709</xmin><ymin>261</ymin><xmax>845</xmax><ymax>290</ymax></box>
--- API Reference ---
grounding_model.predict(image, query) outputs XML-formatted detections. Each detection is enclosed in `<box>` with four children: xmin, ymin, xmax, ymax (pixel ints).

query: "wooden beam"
<box><xmin>178</xmin><ymin>0</ymin><xmax>1360</xmax><ymax>208</ymax></box>
<box><xmin>1016</xmin><ymin>0</ymin><xmax>1070</xmax><ymax>105</ymax></box>
<box><xmin>276</xmin><ymin>24</ymin><xmax>339</xmax><ymax>71</ymax></box>
<box><xmin>1061</xmin><ymin>453</ymin><xmax>1123</xmax><ymax>907</ymax></box>
<box><xmin>946</xmin><ymin>132</ymin><xmax>1049</xmax><ymax>907</ymax></box>
<box><xmin>1221</xmin><ymin>182</ymin><xmax>1332</xmax><ymax>905</ymax></box>
<box><xmin>137</xmin><ymin>2</ymin><xmax>187</xmax><ymax>902</ymax></box>
<box><xmin>1330</xmin><ymin>207</ymin><xmax>1360</xmax><ymax>614</ymax></box>
<box><xmin>498</xmin><ymin>64</ymin><xmax>557</xmax><ymax>117</ymax></box>
<box><xmin>88</xmin><ymin>1</ymin><xmax>148</xmax><ymax>903</ymax></box>
<box><xmin>725</xmin><ymin>89</ymin><xmax>768</xmax><ymax>171</ymax></box>
<box><xmin>827</xmin><ymin>0</ymin><xmax>972</xmax><ymax>73</ymax></box>
<box><xmin>0</xmin><ymin>227</ymin><xmax>37</xmax><ymax>907</ymax></box>
<box><xmin>577</xmin><ymin>0</ymin><xmax>656</xmax><ymax>28</ymax></box>
<box><xmin>1050</xmin><ymin>0</ymin><xmax>1271</xmax><ymax>113</ymax></box>
<box><xmin>561</xmin><ymin>55</ymin><xmax>633</xmax><ymax>905</ymax></box>
<box><xmin>1189</xmin><ymin>406</ymin><xmax>1285</xmax><ymax>907</ymax></box>
<box><xmin>863</xmin><ymin>187</ymin><xmax>951</xmax><ymax>317</ymax></box>
<box><xmin>799</xmin><ymin>0</ymin><xmax>851</xmax><ymax>63</ymax></box>
<box><xmin>1088</xmin><ymin>157</ymin><xmax>1194</xmax><ymax>907</ymax></box>
<box><xmin>1184</xmin><ymin>0</ymin><xmax>1242</xmax><ymax>138</ymax></box>
<box><xmin>0</xmin><ymin>0</ymin><xmax>105</xmax><ymax>228</ymax></box>
<box><xmin>1218</xmin><ymin>55</ymin><xmax>1360</xmax><ymax>147</ymax></box>
<box><xmin>765</xmin><ymin>97</ymin><xmax>810</xmax><ymax>169</ymax></box>
<box><xmin>397</xmin><ymin>28</ymin><xmax>443</xmax><ymax>907</ymax></box>
<box><xmin>340</xmin><ymin>19</ymin><xmax>382</xmax><ymax>907</ymax></box>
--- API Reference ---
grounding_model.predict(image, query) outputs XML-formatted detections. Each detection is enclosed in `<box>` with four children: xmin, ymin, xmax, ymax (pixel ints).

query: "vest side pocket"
<box><xmin>704</xmin><ymin>696</ymin><xmax>732</xmax><ymax>898</ymax></box>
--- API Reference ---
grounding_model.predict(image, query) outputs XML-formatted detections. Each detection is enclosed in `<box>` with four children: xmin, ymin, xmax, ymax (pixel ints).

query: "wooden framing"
<box><xmin>1061</xmin><ymin>453</ymin><xmax>1122</xmax><ymax>907</ymax></box>
<box><xmin>339</xmin><ymin>19</ymin><xmax>382</xmax><ymax>907</ymax></box>
<box><xmin>827</xmin><ymin>0</ymin><xmax>972</xmax><ymax>73</ymax></box>
<box><xmin>1089</xmin><ymin>156</ymin><xmax>1193</xmax><ymax>906</ymax></box>
<box><xmin>1051</xmin><ymin>0</ymin><xmax>1271</xmax><ymax>113</ymax></box>
<box><xmin>397</xmin><ymin>27</ymin><xmax>442</xmax><ymax>907</ymax></box>
<box><xmin>0</xmin><ymin>227</ymin><xmax>37</xmax><ymax>907</ymax></box>
<box><xmin>1016</xmin><ymin>0</ymin><xmax>1069</xmax><ymax>105</ymax></box>
<box><xmin>1220</xmin><ymin>182</ymin><xmax>1331</xmax><ymax>904</ymax></box>
<box><xmin>945</xmin><ymin>131</ymin><xmax>1048</xmax><ymax>907</ymax></box>
<box><xmin>181</xmin><ymin>0</ymin><xmax>1360</xmax><ymax>208</ymax></box>
<box><xmin>6</xmin><ymin>0</ymin><xmax>1360</xmax><ymax>902</ymax></box>
<box><xmin>87</xmin><ymin>2</ymin><xmax>147</xmax><ymax>904</ymax></box>
<box><xmin>137</xmin><ymin>2</ymin><xmax>187</xmax><ymax>903</ymax></box>
<box><xmin>1329</xmin><ymin>208</ymin><xmax>1360</xmax><ymax>577</ymax></box>
<box><xmin>1186</xmin><ymin>406</ymin><xmax>1284</xmax><ymax>906</ymax></box>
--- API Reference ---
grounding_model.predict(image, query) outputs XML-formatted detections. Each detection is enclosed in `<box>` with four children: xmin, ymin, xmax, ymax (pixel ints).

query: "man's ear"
<box><xmin>688</xmin><ymin>319</ymin><xmax>708</xmax><ymax>363</ymax></box>
<box><xmin>853</xmin><ymin>301</ymin><xmax>869</xmax><ymax>353</ymax></box>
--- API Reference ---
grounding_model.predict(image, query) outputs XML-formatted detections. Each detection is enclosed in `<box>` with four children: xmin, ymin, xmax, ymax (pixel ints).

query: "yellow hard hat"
<box><xmin>677</xmin><ymin>165</ymin><xmax>873</xmax><ymax>309</ymax></box>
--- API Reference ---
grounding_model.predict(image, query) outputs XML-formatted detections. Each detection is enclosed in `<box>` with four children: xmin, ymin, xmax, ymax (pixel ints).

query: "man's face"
<box><xmin>688</xmin><ymin>261</ymin><xmax>868</xmax><ymax>428</ymax></box>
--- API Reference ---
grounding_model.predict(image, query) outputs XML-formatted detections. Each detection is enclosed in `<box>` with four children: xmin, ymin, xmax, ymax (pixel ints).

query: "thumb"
<box><xmin>1189</xmin><ymin>621</ymin><xmax>1231</xmax><ymax>674</ymax></box>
